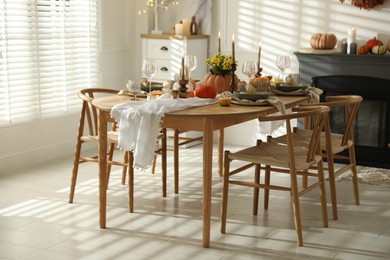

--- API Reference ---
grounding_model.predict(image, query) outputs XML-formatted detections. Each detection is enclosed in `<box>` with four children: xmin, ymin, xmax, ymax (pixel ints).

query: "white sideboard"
<box><xmin>141</xmin><ymin>34</ymin><xmax>209</xmax><ymax>82</ymax></box>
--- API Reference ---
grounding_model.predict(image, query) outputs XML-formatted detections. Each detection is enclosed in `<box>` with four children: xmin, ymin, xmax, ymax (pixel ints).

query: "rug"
<box><xmin>336</xmin><ymin>165</ymin><xmax>390</xmax><ymax>188</ymax></box>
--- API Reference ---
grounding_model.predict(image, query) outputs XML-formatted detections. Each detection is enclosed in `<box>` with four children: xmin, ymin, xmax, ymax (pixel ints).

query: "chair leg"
<box><xmin>264</xmin><ymin>165</ymin><xmax>270</xmax><ymax>210</ymax></box>
<box><xmin>150</xmin><ymin>154</ymin><xmax>157</xmax><ymax>174</ymax></box>
<box><xmin>128</xmin><ymin>151</ymin><xmax>134</xmax><ymax>213</ymax></box>
<box><xmin>220</xmin><ymin>151</ymin><xmax>230</xmax><ymax>234</ymax></box>
<box><xmin>349</xmin><ymin>145</ymin><xmax>360</xmax><ymax>205</ymax></box>
<box><xmin>161</xmin><ymin>128</ymin><xmax>167</xmax><ymax>197</ymax></box>
<box><xmin>69</xmin><ymin>140</ymin><xmax>82</xmax><ymax>203</ymax></box>
<box><xmin>326</xmin><ymin>151</ymin><xmax>338</xmax><ymax>220</ymax></box>
<box><xmin>289</xmin><ymin>170</ymin><xmax>303</xmax><ymax>246</ymax></box>
<box><xmin>174</xmin><ymin>129</ymin><xmax>179</xmax><ymax>194</ymax></box>
<box><xmin>253</xmin><ymin>164</ymin><xmax>260</xmax><ymax>215</ymax></box>
<box><xmin>317</xmin><ymin>158</ymin><xmax>329</xmax><ymax>228</ymax></box>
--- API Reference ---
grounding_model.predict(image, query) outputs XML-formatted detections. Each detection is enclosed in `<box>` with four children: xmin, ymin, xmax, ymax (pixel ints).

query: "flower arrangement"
<box><xmin>205</xmin><ymin>52</ymin><xmax>234</xmax><ymax>76</ymax></box>
<box><xmin>339</xmin><ymin>0</ymin><xmax>385</xmax><ymax>9</ymax></box>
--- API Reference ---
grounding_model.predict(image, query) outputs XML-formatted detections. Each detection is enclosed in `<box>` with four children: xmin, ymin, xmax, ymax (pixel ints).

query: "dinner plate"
<box><xmin>275</xmin><ymin>83</ymin><xmax>308</xmax><ymax>92</ymax></box>
<box><xmin>233</xmin><ymin>92</ymin><xmax>269</xmax><ymax>101</ymax></box>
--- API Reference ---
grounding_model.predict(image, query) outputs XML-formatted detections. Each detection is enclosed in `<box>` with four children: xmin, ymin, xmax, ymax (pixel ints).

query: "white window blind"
<box><xmin>0</xmin><ymin>0</ymin><xmax>98</xmax><ymax>126</ymax></box>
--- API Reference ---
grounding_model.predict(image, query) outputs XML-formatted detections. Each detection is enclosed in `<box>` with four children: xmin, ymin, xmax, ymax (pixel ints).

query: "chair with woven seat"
<box><xmin>69</xmin><ymin>88</ymin><xmax>167</xmax><ymax>211</ymax></box>
<box><xmin>270</xmin><ymin>95</ymin><xmax>363</xmax><ymax>220</ymax></box>
<box><xmin>221</xmin><ymin>105</ymin><xmax>330</xmax><ymax>246</ymax></box>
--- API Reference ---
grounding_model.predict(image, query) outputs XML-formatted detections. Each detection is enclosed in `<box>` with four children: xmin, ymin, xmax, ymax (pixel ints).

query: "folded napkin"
<box><xmin>111</xmin><ymin>93</ymin><xmax>216</xmax><ymax>169</ymax></box>
<box><xmin>271</xmin><ymin>86</ymin><xmax>323</xmax><ymax>103</ymax></box>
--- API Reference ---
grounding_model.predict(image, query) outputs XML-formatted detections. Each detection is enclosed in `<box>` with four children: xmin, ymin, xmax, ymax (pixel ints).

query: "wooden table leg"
<box><xmin>98</xmin><ymin>110</ymin><xmax>108</xmax><ymax>229</ymax></box>
<box><xmin>218</xmin><ymin>129</ymin><xmax>224</xmax><ymax>177</ymax></box>
<box><xmin>202</xmin><ymin>119</ymin><xmax>213</xmax><ymax>248</ymax></box>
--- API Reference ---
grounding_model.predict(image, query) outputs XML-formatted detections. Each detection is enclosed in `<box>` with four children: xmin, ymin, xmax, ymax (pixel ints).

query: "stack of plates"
<box><xmin>233</xmin><ymin>92</ymin><xmax>269</xmax><ymax>101</ymax></box>
<box><xmin>273</xmin><ymin>83</ymin><xmax>309</xmax><ymax>95</ymax></box>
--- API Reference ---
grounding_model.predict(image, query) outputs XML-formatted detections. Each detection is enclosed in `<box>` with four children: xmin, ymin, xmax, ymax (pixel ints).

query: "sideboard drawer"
<box><xmin>153</xmin><ymin>60</ymin><xmax>172</xmax><ymax>81</ymax></box>
<box><xmin>146</xmin><ymin>39</ymin><xmax>171</xmax><ymax>60</ymax></box>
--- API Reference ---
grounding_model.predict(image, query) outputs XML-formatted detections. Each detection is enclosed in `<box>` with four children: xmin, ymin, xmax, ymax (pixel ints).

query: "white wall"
<box><xmin>1</xmin><ymin>0</ymin><xmax>390</xmax><ymax>173</ymax></box>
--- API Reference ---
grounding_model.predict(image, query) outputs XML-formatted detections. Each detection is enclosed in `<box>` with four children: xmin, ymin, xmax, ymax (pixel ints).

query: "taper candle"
<box><xmin>232</xmin><ymin>34</ymin><xmax>235</xmax><ymax>64</ymax></box>
<box><xmin>181</xmin><ymin>55</ymin><xmax>185</xmax><ymax>80</ymax></box>
<box><xmin>257</xmin><ymin>41</ymin><xmax>262</xmax><ymax>67</ymax></box>
<box><xmin>218</xmin><ymin>31</ymin><xmax>221</xmax><ymax>53</ymax></box>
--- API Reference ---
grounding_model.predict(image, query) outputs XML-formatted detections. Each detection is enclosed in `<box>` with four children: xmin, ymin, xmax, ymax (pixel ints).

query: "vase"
<box><xmin>203</xmin><ymin>72</ymin><xmax>239</xmax><ymax>93</ymax></box>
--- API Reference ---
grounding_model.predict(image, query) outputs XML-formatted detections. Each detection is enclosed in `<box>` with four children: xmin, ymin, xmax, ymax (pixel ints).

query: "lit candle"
<box><xmin>232</xmin><ymin>34</ymin><xmax>235</xmax><ymax>64</ymax></box>
<box><xmin>218</xmin><ymin>31</ymin><xmax>221</xmax><ymax>53</ymax></box>
<box><xmin>257</xmin><ymin>41</ymin><xmax>262</xmax><ymax>67</ymax></box>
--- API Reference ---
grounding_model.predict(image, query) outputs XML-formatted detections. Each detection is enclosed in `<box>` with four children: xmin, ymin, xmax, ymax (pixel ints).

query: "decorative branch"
<box><xmin>339</xmin><ymin>0</ymin><xmax>385</xmax><ymax>9</ymax></box>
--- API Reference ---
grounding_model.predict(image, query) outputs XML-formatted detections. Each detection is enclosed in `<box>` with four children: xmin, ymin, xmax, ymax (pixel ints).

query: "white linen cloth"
<box><xmin>110</xmin><ymin>94</ymin><xmax>216</xmax><ymax>169</ymax></box>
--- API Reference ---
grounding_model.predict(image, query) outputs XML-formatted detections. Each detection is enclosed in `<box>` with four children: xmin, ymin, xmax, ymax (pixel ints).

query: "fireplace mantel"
<box><xmin>295</xmin><ymin>52</ymin><xmax>390</xmax><ymax>84</ymax></box>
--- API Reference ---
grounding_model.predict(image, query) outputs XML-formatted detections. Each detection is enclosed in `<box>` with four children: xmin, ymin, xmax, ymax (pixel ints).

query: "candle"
<box><xmin>181</xmin><ymin>55</ymin><xmax>185</xmax><ymax>80</ymax></box>
<box><xmin>347</xmin><ymin>28</ymin><xmax>357</xmax><ymax>54</ymax></box>
<box><xmin>232</xmin><ymin>34</ymin><xmax>235</xmax><ymax>64</ymax></box>
<box><xmin>175</xmin><ymin>23</ymin><xmax>183</xmax><ymax>35</ymax></box>
<box><xmin>341</xmin><ymin>41</ymin><xmax>347</xmax><ymax>54</ymax></box>
<box><xmin>257</xmin><ymin>41</ymin><xmax>262</xmax><ymax>67</ymax></box>
<box><xmin>218</xmin><ymin>31</ymin><xmax>221</xmax><ymax>53</ymax></box>
<box><xmin>182</xmin><ymin>18</ymin><xmax>191</xmax><ymax>35</ymax></box>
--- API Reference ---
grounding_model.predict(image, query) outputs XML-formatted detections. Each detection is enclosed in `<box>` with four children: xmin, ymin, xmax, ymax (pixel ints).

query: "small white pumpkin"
<box><xmin>372</xmin><ymin>45</ymin><xmax>387</xmax><ymax>55</ymax></box>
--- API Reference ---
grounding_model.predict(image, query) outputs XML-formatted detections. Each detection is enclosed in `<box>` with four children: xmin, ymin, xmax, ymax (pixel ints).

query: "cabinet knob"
<box><xmin>160</xmin><ymin>67</ymin><xmax>168</xmax><ymax>72</ymax></box>
<box><xmin>160</xmin><ymin>46</ymin><xmax>169</xmax><ymax>51</ymax></box>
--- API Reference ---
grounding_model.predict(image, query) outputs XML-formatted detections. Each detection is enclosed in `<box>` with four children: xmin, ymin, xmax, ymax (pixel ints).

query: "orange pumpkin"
<box><xmin>310</xmin><ymin>33</ymin><xmax>337</xmax><ymax>50</ymax></box>
<box><xmin>387</xmin><ymin>39</ymin><xmax>390</xmax><ymax>52</ymax></box>
<box><xmin>203</xmin><ymin>73</ymin><xmax>239</xmax><ymax>93</ymax></box>
<box><xmin>194</xmin><ymin>83</ymin><xmax>217</xmax><ymax>99</ymax></box>
<box><xmin>365</xmin><ymin>37</ymin><xmax>383</xmax><ymax>52</ymax></box>
<box><xmin>357</xmin><ymin>45</ymin><xmax>369</xmax><ymax>55</ymax></box>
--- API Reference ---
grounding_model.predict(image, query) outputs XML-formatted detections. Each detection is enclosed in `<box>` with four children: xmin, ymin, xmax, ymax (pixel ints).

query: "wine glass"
<box><xmin>276</xmin><ymin>55</ymin><xmax>290</xmax><ymax>81</ymax></box>
<box><xmin>184</xmin><ymin>55</ymin><xmax>197</xmax><ymax>80</ymax></box>
<box><xmin>142</xmin><ymin>59</ymin><xmax>158</xmax><ymax>94</ymax></box>
<box><xmin>127</xmin><ymin>80</ymin><xmax>141</xmax><ymax>101</ymax></box>
<box><xmin>242</xmin><ymin>61</ymin><xmax>257</xmax><ymax>82</ymax></box>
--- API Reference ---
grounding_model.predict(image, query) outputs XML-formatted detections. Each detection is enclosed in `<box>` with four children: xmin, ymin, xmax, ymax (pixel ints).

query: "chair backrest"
<box><xmin>322</xmin><ymin>95</ymin><xmax>363</xmax><ymax>146</ymax></box>
<box><xmin>260</xmin><ymin>105</ymin><xmax>330</xmax><ymax>163</ymax></box>
<box><xmin>78</xmin><ymin>88</ymin><xmax>119</xmax><ymax>136</ymax></box>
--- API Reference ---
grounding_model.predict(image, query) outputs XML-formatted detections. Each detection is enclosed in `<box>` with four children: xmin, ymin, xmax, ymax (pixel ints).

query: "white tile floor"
<box><xmin>0</xmin><ymin>144</ymin><xmax>389</xmax><ymax>260</ymax></box>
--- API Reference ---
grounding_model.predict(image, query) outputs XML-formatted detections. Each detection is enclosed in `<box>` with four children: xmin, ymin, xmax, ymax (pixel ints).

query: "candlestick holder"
<box><xmin>254</xmin><ymin>66</ymin><xmax>263</xmax><ymax>78</ymax></box>
<box><xmin>230</xmin><ymin>62</ymin><xmax>237</xmax><ymax>93</ymax></box>
<box><xmin>178</xmin><ymin>79</ymin><xmax>188</xmax><ymax>98</ymax></box>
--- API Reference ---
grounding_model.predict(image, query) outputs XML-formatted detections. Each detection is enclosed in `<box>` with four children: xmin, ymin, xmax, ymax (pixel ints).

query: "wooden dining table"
<box><xmin>92</xmin><ymin>94</ymin><xmax>311</xmax><ymax>248</ymax></box>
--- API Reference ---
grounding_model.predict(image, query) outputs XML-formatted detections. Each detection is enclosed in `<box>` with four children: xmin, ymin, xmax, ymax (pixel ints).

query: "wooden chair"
<box><xmin>270</xmin><ymin>95</ymin><xmax>363</xmax><ymax>220</ymax></box>
<box><xmin>221</xmin><ymin>105</ymin><xmax>330</xmax><ymax>246</ymax></box>
<box><xmin>69</xmin><ymin>88</ymin><xmax>167</xmax><ymax>213</ymax></box>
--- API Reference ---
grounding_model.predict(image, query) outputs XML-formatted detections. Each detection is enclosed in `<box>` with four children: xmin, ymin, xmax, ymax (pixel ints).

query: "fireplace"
<box><xmin>312</xmin><ymin>75</ymin><xmax>390</xmax><ymax>168</ymax></box>
<box><xmin>295</xmin><ymin>53</ymin><xmax>390</xmax><ymax>168</ymax></box>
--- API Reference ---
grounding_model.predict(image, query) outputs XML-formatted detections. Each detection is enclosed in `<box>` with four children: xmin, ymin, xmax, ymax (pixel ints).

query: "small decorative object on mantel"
<box><xmin>365</xmin><ymin>36</ymin><xmax>383</xmax><ymax>52</ymax></box>
<box><xmin>387</xmin><ymin>39</ymin><xmax>390</xmax><ymax>53</ymax></box>
<box><xmin>310</xmin><ymin>33</ymin><xmax>338</xmax><ymax>50</ymax></box>
<box><xmin>339</xmin><ymin>0</ymin><xmax>386</xmax><ymax>10</ymax></box>
<box><xmin>190</xmin><ymin>16</ymin><xmax>199</xmax><ymax>35</ymax></box>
